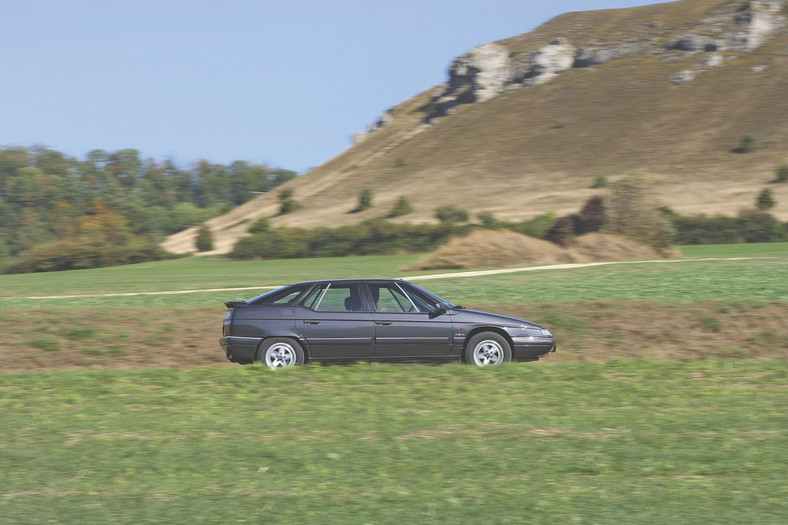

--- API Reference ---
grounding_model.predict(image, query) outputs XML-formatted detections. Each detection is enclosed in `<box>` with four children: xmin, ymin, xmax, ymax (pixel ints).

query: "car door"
<box><xmin>365</xmin><ymin>282</ymin><xmax>453</xmax><ymax>358</ymax></box>
<box><xmin>294</xmin><ymin>282</ymin><xmax>375</xmax><ymax>359</ymax></box>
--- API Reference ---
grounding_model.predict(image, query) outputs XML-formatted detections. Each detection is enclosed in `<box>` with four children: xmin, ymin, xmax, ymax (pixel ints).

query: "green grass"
<box><xmin>1</xmin><ymin>360</ymin><xmax>787</xmax><ymax>524</ymax></box>
<box><xmin>0</xmin><ymin>254</ymin><xmax>424</xmax><ymax>298</ymax></box>
<box><xmin>1</xmin><ymin>243</ymin><xmax>786</xmax><ymax>520</ymax></box>
<box><xmin>427</xmin><ymin>256</ymin><xmax>788</xmax><ymax>304</ymax></box>
<box><xmin>0</xmin><ymin>243</ymin><xmax>785</xmax><ymax>309</ymax></box>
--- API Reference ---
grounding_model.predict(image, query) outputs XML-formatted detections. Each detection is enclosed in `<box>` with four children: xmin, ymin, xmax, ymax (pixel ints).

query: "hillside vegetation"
<box><xmin>0</xmin><ymin>147</ymin><xmax>296</xmax><ymax>270</ymax></box>
<box><xmin>164</xmin><ymin>0</ymin><xmax>788</xmax><ymax>254</ymax></box>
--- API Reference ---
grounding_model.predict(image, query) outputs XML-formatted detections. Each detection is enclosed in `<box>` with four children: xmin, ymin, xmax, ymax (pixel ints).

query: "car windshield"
<box><xmin>404</xmin><ymin>282</ymin><xmax>458</xmax><ymax>309</ymax></box>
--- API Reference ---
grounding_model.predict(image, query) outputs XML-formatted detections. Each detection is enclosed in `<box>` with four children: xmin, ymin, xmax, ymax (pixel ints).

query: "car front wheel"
<box><xmin>465</xmin><ymin>332</ymin><xmax>512</xmax><ymax>367</ymax></box>
<box><xmin>259</xmin><ymin>338</ymin><xmax>305</xmax><ymax>369</ymax></box>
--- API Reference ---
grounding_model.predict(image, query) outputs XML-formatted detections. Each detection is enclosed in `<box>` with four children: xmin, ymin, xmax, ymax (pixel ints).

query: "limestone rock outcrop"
<box><xmin>350</xmin><ymin>0</ymin><xmax>788</xmax><ymax>132</ymax></box>
<box><xmin>426</xmin><ymin>43</ymin><xmax>510</xmax><ymax>121</ymax></box>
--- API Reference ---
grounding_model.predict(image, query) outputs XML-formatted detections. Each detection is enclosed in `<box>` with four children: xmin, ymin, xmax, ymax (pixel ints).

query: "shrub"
<box><xmin>229</xmin><ymin>220</ymin><xmax>469</xmax><ymax>260</ymax></box>
<box><xmin>477</xmin><ymin>212</ymin><xmax>502</xmax><ymax>229</ymax></box>
<box><xmin>591</xmin><ymin>176</ymin><xmax>608</xmax><ymax>189</ymax></box>
<box><xmin>670</xmin><ymin>214</ymin><xmax>743</xmax><ymax>245</ymax></box>
<box><xmin>669</xmin><ymin>210</ymin><xmax>787</xmax><ymax>245</ymax></box>
<box><xmin>775</xmin><ymin>165</ymin><xmax>788</xmax><ymax>183</ymax></box>
<box><xmin>3</xmin><ymin>236</ymin><xmax>170</xmax><ymax>274</ymax></box>
<box><xmin>229</xmin><ymin>228</ymin><xmax>311</xmax><ymax>259</ymax></box>
<box><xmin>435</xmin><ymin>206</ymin><xmax>469</xmax><ymax>224</ymax></box>
<box><xmin>248</xmin><ymin>217</ymin><xmax>271</xmax><ymax>234</ymax></box>
<box><xmin>195</xmin><ymin>225</ymin><xmax>214</xmax><ymax>252</ymax></box>
<box><xmin>739</xmin><ymin>210</ymin><xmax>786</xmax><ymax>242</ymax></box>
<box><xmin>387</xmin><ymin>196</ymin><xmax>414</xmax><ymax>218</ymax></box>
<box><xmin>757</xmin><ymin>188</ymin><xmax>775</xmax><ymax>210</ymax></box>
<box><xmin>351</xmin><ymin>189</ymin><xmax>373</xmax><ymax>213</ymax></box>
<box><xmin>733</xmin><ymin>135</ymin><xmax>759</xmax><ymax>153</ymax></box>
<box><xmin>278</xmin><ymin>188</ymin><xmax>301</xmax><ymax>215</ymax></box>
<box><xmin>506</xmin><ymin>212</ymin><xmax>557</xmax><ymax>240</ymax></box>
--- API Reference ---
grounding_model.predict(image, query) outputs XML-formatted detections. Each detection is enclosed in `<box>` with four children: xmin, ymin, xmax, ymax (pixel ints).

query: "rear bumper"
<box><xmin>511</xmin><ymin>337</ymin><xmax>557</xmax><ymax>361</ymax></box>
<box><xmin>220</xmin><ymin>336</ymin><xmax>262</xmax><ymax>364</ymax></box>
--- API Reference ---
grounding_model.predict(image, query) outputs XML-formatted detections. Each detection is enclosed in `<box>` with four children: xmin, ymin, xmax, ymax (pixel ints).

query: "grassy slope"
<box><xmin>163</xmin><ymin>0</ymin><xmax>788</xmax><ymax>254</ymax></box>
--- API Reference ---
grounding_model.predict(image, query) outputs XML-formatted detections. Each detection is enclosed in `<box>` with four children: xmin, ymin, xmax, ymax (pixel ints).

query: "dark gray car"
<box><xmin>220</xmin><ymin>279</ymin><xmax>556</xmax><ymax>369</ymax></box>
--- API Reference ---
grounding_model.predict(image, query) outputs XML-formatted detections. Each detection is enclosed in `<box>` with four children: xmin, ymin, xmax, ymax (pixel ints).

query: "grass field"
<box><xmin>0</xmin><ymin>243</ymin><xmax>786</xmax><ymax>522</ymax></box>
<box><xmin>2</xmin><ymin>361</ymin><xmax>787</xmax><ymax>524</ymax></box>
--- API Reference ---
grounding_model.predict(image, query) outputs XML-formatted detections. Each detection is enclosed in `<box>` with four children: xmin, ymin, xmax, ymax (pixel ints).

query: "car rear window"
<box><xmin>247</xmin><ymin>284</ymin><xmax>313</xmax><ymax>305</ymax></box>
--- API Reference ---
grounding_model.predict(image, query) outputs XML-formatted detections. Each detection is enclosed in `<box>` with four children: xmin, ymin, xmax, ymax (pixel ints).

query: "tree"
<box><xmin>477</xmin><ymin>212</ymin><xmax>501</xmax><ymax>229</ymax></box>
<box><xmin>740</xmin><ymin>210</ymin><xmax>786</xmax><ymax>242</ymax></box>
<box><xmin>734</xmin><ymin>135</ymin><xmax>759</xmax><ymax>153</ymax></box>
<box><xmin>355</xmin><ymin>188</ymin><xmax>373</xmax><ymax>212</ymax></box>
<box><xmin>547</xmin><ymin>215</ymin><xmax>577</xmax><ymax>246</ymax></box>
<box><xmin>248</xmin><ymin>217</ymin><xmax>271</xmax><ymax>233</ymax></box>
<box><xmin>435</xmin><ymin>206</ymin><xmax>468</xmax><ymax>224</ymax></box>
<box><xmin>576</xmin><ymin>195</ymin><xmax>607</xmax><ymax>234</ymax></box>
<box><xmin>757</xmin><ymin>188</ymin><xmax>775</xmax><ymax>210</ymax></box>
<box><xmin>606</xmin><ymin>173</ymin><xmax>673</xmax><ymax>249</ymax></box>
<box><xmin>278</xmin><ymin>188</ymin><xmax>301</xmax><ymax>215</ymax></box>
<box><xmin>774</xmin><ymin>165</ymin><xmax>788</xmax><ymax>183</ymax></box>
<box><xmin>195</xmin><ymin>225</ymin><xmax>214</xmax><ymax>252</ymax></box>
<box><xmin>388</xmin><ymin>196</ymin><xmax>414</xmax><ymax>218</ymax></box>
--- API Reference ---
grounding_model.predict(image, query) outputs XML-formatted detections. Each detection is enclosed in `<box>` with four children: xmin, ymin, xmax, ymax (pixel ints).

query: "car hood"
<box><xmin>450</xmin><ymin>309</ymin><xmax>543</xmax><ymax>329</ymax></box>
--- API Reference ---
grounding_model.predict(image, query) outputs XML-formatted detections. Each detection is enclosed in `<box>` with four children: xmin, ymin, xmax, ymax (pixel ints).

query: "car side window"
<box><xmin>303</xmin><ymin>283</ymin><xmax>366</xmax><ymax>312</ymax></box>
<box><xmin>301</xmin><ymin>285</ymin><xmax>326</xmax><ymax>310</ymax></box>
<box><xmin>269</xmin><ymin>286</ymin><xmax>310</xmax><ymax>305</ymax></box>
<box><xmin>368</xmin><ymin>283</ymin><xmax>422</xmax><ymax>313</ymax></box>
<box><xmin>402</xmin><ymin>288</ymin><xmax>436</xmax><ymax>313</ymax></box>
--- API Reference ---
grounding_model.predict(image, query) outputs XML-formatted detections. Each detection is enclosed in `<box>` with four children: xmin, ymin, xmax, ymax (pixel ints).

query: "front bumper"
<box><xmin>511</xmin><ymin>336</ymin><xmax>557</xmax><ymax>361</ymax></box>
<box><xmin>220</xmin><ymin>336</ymin><xmax>263</xmax><ymax>364</ymax></box>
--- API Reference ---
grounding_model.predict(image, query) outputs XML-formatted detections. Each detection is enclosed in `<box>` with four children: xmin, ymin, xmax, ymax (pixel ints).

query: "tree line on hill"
<box><xmin>0</xmin><ymin>145</ymin><xmax>295</xmax><ymax>273</ymax></box>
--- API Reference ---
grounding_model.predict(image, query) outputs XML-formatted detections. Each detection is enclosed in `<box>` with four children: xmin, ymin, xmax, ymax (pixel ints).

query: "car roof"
<box><xmin>288</xmin><ymin>278</ymin><xmax>408</xmax><ymax>286</ymax></box>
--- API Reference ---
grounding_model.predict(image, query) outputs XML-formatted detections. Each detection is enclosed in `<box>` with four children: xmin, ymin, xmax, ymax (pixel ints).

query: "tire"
<box><xmin>464</xmin><ymin>332</ymin><xmax>511</xmax><ymax>367</ymax></box>
<box><xmin>259</xmin><ymin>338</ymin><xmax>305</xmax><ymax>369</ymax></box>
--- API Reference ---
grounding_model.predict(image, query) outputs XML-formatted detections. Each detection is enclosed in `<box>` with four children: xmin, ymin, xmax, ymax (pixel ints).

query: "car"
<box><xmin>220</xmin><ymin>278</ymin><xmax>556</xmax><ymax>369</ymax></box>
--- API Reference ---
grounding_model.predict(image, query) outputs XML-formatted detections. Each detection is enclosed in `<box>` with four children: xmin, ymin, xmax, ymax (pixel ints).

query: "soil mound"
<box><xmin>567</xmin><ymin>233</ymin><xmax>677</xmax><ymax>261</ymax></box>
<box><xmin>407</xmin><ymin>230</ymin><xmax>678</xmax><ymax>270</ymax></box>
<box><xmin>406</xmin><ymin>229</ymin><xmax>569</xmax><ymax>270</ymax></box>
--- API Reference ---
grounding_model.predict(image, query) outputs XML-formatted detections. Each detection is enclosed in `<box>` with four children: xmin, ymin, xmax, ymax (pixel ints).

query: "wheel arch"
<box><xmin>462</xmin><ymin>327</ymin><xmax>514</xmax><ymax>362</ymax></box>
<box><xmin>254</xmin><ymin>335</ymin><xmax>310</xmax><ymax>363</ymax></box>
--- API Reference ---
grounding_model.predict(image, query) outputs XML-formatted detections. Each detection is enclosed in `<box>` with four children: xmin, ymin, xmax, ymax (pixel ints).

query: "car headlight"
<box><xmin>523</xmin><ymin>328</ymin><xmax>552</xmax><ymax>338</ymax></box>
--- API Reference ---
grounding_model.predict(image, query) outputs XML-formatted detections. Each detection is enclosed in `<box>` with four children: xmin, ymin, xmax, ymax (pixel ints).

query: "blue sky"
<box><xmin>2</xmin><ymin>0</ymin><xmax>665</xmax><ymax>173</ymax></box>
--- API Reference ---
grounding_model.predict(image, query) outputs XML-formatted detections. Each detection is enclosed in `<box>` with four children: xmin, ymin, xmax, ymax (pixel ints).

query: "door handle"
<box><xmin>303</xmin><ymin>320</ymin><xmax>321</xmax><ymax>325</ymax></box>
<box><xmin>375</xmin><ymin>321</ymin><xmax>393</xmax><ymax>325</ymax></box>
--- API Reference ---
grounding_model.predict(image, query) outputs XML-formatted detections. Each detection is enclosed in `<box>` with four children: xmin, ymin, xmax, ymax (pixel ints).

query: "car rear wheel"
<box><xmin>259</xmin><ymin>338</ymin><xmax>305</xmax><ymax>369</ymax></box>
<box><xmin>465</xmin><ymin>332</ymin><xmax>511</xmax><ymax>367</ymax></box>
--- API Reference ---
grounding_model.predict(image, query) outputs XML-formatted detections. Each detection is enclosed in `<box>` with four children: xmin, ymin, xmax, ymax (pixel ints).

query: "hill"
<box><xmin>163</xmin><ymin>0</ymin><xmax>788</xmax><ymax>255</ymax></box>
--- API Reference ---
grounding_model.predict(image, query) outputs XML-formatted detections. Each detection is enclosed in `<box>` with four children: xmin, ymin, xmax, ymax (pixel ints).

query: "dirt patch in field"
<box><xmin>1</xmin><ymin>301</ymin><xmax>785</xmax><ymax>371</ymax></box>
<box><xmin>407</xmin><ymin>230</ymin><xmax>676</xmax><ymax>270</ymax></box>
<box><xmin>502</xmin><ymin>301</ymin><xmax>788</xmax><ymax>362</ymax></box>
<box><xmin>0</xmin><ymin>307</ymin><xmax>235</xmax><ymax>372</ymax></box>
<box><xmin>407</xmin><ymin>229</ymin><xmax>569</xmax><ymax>270</ymax></box>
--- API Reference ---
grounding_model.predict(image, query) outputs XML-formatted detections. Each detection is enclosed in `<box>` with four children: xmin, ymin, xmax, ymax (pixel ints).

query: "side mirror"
<box><xmin>432</xmin><ymin>303</ymin><xmax>447</xmax><ymax>316</ymax></box>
